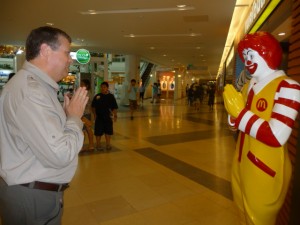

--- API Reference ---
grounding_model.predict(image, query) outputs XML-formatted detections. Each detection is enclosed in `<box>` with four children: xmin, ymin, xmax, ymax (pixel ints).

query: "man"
<box><xmin>92</xmin><ymin>81</ymin><xmax>118</xmax><ymax>151</ymax></box>
<box><xmin>223</xmin><ymin>31</ymin><xmax>300</xmax><ymax>225</ymax></box>
<box><xmin>128</xmin><ymin>78</ymin><xmax>139</xmax><ymax>120</ymax></box>
<box><xmin>139</xmin><ymin>82</ymin><xmax>145</xmax><ymax>106</ymax></box>
<box><xmin>150</xmin><ymin>82</ymin><xmax>158</xmax><ymax>103</ymax></box>
<box><xmin>0</xmin><ymin>26</ymin><xmax>88</xmax><ymax>225</ymax></box>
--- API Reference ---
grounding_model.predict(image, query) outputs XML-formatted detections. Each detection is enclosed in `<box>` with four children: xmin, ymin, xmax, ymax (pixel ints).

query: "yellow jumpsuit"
<box><xmin>232</xmin><ymin>76</ymin><xmax>292</xmax><ymax>225</ymax></box>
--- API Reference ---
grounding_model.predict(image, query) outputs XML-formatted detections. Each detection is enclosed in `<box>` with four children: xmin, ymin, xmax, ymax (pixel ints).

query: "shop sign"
<box><xmin>244</xmin><ymin>0</ymin><xmax>269</xmax><ymax>33</ymax></box>
<box><xmin>75</xmin><ymin>49</ymin><xmax>90</xmax><ymax>64</ymax></box>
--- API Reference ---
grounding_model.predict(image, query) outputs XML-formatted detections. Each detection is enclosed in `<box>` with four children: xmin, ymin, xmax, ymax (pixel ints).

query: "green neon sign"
<box><xmin>76</xmin><ymin>49</ymin><xmax>90</xmax><ymax>64</ymax></box>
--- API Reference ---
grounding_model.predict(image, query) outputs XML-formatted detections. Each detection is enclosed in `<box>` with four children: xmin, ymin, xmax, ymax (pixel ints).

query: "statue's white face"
<box><xmin>242</xmin><ymin>48</ymin><xmax>270</xmax><ymax>78</ymax></box>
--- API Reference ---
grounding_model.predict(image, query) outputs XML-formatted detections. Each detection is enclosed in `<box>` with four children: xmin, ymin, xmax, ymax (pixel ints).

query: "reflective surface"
<box><xmin>63</xmin><ymin>96</ymin><xmax>239</xmax><ymax>225</ymax></box>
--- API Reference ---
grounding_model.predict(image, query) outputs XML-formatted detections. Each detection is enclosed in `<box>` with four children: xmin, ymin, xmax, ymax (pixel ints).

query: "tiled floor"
<box><xmin>63</xmin><ymin>96</ymin><xmax>240</xmax><ymax>225</ymax></box>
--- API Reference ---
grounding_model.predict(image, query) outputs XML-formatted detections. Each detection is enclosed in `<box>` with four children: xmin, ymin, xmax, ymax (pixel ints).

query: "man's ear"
<box><xmin>39</xmin><ymin>43</ymin><xmax>51</xmax><ymax>58</ymax></box>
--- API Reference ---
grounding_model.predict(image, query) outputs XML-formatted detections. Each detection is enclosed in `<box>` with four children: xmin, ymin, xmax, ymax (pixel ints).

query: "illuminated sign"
<box><xmin>245</xmin><ymin>0</ymin><xmax>268</xmax><ymax>33</ymax></box>
<box><xmin>75</xmin><ymin>49</ymin><xmax>91</xmax><ymax>64</ymax></box>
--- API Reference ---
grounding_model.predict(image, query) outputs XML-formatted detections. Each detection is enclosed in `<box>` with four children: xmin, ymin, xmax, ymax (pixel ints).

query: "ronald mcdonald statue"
<box><xmin>223</xmin><ymin>31</ymin><xmax>300</xmax><ymax>225</ymax></box>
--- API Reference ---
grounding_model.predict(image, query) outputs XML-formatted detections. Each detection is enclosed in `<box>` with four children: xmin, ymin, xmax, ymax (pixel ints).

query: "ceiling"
<box><xmin>1</xmin><ymin>0</ymin><xmax>253</xmax><ymax>79</ymax></box>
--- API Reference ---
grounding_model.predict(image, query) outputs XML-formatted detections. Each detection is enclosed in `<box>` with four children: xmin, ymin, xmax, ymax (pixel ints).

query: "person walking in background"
<box><xmin>0</xmin><ymin>26</ymin><xmax>88</xmax><ymax>225</ymax></box>
<box><xmin>185</xmin><ymin>84</ymin><xmax>189</xmax><ymax>96</ymax></box>
<box><xmin>187</xmin><ymin>85</ymin><xmax>194</xmax><ymax>106</ymax></box>
<box><xmin>80</xmin><ymin>79</ymin><xmax>95</xmax><ymax>152</ymax></box>
<box><xmin>92</xmin><ymin>81</ymin><xmax>118</xmax><ymax>151</ymax></box>
<box><xmin>192</xmin><ymin>81</ymin><xmax>200</xmax><ymax>110</ymax></box>
<box><xmin>150</xmin><ymin>82</ymin><xmax>158</xmax><ymax>103</ymax></box>
<box><xmin>157</xmin><ymin>85</ymin><xmax>161</xmax><ymax>103</ymax></box>
<box><xmin>207</xmin><ymin>84</ymin><xmax>215</xmax><ymax>111</ymax></box>
<box><xmin>157</xmin><ymin>79</ymin><xmax>161</xmax><ymax>103</ymax></box>
<box><xmin>128</xmin><ymin>79</ymin><xmax>139</xmax><ymax>120</ymax></box>
<box><xmin>139</xmin><ymin>82</ymin><xmax>145</xmax><ymax>106</ymax></box>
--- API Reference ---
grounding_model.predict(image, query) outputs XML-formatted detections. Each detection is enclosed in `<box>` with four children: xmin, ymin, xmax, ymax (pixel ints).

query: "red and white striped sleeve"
<box><xmin>235</xmin><ymin>79</ymin><xmax>300</xmax><ymax>147</ymax></box>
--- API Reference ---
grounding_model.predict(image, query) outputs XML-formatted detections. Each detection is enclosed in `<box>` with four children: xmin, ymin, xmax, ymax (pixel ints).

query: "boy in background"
<box><xmin>92</xmin><ymin>82</ymin><xmax>118</xmax><ymax>150</ymax></box>
<box><xmin>128</xmin><ymin>79</ymin><xmax>139</xmax><ymax>120</ymax></box>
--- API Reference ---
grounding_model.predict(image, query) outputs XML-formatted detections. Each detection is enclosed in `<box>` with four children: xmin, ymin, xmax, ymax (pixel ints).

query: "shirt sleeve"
<box><xmin>235</xmin><ymin>79</ymin><xmax>300</xmax><ymax>147</ymax></box>
<box><xmin>111</xmin><ymin>94</ymin><xmax>118</xmax><ymax>109</ymax></box>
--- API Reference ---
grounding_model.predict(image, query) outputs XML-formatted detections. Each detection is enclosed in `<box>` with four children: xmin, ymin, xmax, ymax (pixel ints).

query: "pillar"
<box><xmin>120</xmin><ymin>55</ymin><xmax>140</xmax><ymax>105</ymax></box>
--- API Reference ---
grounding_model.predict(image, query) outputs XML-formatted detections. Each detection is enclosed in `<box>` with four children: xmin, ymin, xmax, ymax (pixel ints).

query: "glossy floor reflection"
<box><xmin>63</xmin><ymin>96</ymin><xmax>239</xmax><ymax>225</ymax></box>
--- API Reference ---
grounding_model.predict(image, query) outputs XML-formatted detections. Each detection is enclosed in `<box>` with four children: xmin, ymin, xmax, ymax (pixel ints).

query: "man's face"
<box><xmin>242</xmin><ymin>48</ymin><xmax>270</xmax><ymax>77</ymax></box>
<box><xmin>47</xmin><ymin>35</ymin><xmax>73</xmax><ymax>82</ymax></box>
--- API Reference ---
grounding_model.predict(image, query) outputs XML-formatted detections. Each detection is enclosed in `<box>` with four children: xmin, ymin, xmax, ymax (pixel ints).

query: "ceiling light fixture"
<box><xmin>278</xmin><ymin>32</ymin><xmax>286</xmax><ymax>36</ymax></box>
<box><xmin>80</xmin><ymin>6</ymin><xmax>195</xmax><ymax>15</ymax></box>
<box><xmin>88</xmin><ymin>10</ymin><xmax>97</xmax><ymax>14</ymax></box>
<box><xmin>124</xmin><ymin>33</ymin><xmax>201</xmax><ymax>37</ymax></box>
<box><xmin>46</xmin><ymin>23</ymin><xmax>54</xmax><ymax>26</ymax></box>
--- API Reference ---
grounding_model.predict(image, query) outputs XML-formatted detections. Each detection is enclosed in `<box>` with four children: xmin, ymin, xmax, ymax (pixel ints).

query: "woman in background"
<box><xmin>81</xmin><ymin>79</ymin><xmax>94</xmax><ymax>151</ymax></box>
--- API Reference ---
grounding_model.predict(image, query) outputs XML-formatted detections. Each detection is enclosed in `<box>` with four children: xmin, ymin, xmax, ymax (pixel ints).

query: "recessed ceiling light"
<box><xmin>196</xmin><ymin>47</ymin><xmax>201</xmax><ymax>50</ymax></box>
<box><xmin>150</xmin><ymin>47</ymin><xmax>155</xmax><ymax>50</ymax></box>
<box><xmin>177</xmin><ymin>5</ymin><xmax>186</xmax><ymax>8</ymax></box>
<box><xmin>163</xmin><ymin>54</ymin><xmax>167</xmax><ymax>57</ymax></box>
<box><xmin>46</xmin><ymin>23</ymin><xmax>54</xmax><ymax>26</ymax></box>
<box><xmin>129</xmin><ymin>34</ymin><xmax>135</xmax><ymax>37</ymax></box>
<box><xmin>278</xmin><ymin>32</ymin><xmax>286</xmax><ymax>36</ymax></box>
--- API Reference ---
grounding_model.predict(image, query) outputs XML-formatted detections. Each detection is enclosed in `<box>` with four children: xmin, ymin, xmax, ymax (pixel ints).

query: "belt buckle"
<box><xmin>58</xmin><ymin>183</ymin><xmax>69</xmax><ymax>192</ymax></box>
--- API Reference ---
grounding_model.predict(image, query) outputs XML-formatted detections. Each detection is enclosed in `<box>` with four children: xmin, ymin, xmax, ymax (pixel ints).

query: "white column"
<box><xmin>16</xmin><ymin>54</ymin><xmax>25</xmax><ymax>72</ymax></box>
<box><xmin>120</xmin><ymin>55</ymin><xmax>140</xmax><ymax>105</ymax></box>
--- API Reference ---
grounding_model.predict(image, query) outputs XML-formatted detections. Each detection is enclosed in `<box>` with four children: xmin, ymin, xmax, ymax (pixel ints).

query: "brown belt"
<box><xmin>20</xmin><ymin>181</ymin><xmax>69</xmax><ymax>192</ymax></box>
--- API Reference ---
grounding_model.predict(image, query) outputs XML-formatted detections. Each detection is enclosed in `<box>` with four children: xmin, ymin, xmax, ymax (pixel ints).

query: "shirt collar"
<box><xmin>23</xmin><ymin>61</ymin><xmax>59</xmax><ymax>91</ymax></box>
<box><xmin>249</xmin><ymin>70</ymin><xmax>285</xmax><ymax>95</ymax></box>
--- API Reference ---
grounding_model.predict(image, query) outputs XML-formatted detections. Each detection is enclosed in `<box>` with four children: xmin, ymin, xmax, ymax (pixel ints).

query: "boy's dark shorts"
<box><xmin>94</xmin><ymin>117</ymin><xmax>113</xmax><ymax>136</ymax></box>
